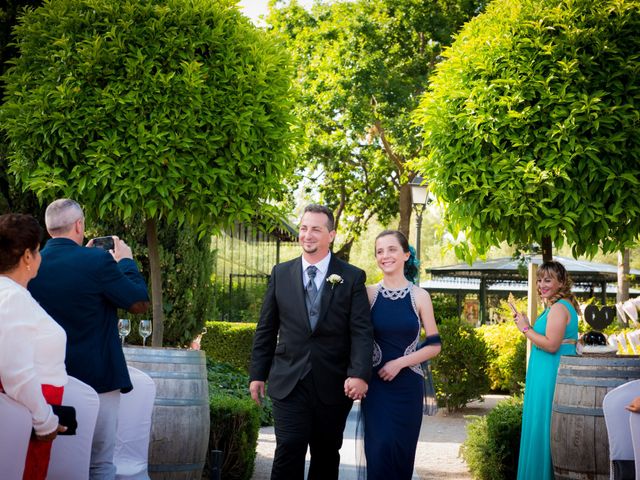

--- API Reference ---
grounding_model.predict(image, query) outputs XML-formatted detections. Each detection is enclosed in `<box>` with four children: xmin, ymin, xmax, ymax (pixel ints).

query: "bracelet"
<box><xmin>522</xmin><ymin>326</ymin><xmax>530</xmax><ymax>333</ymax></box>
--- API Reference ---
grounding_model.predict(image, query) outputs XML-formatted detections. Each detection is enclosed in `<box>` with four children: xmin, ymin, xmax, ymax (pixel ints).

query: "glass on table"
<box><xmin>139</xmin><ymin>319</ymin><xmax>152</xmax><ymax>347</ymax></box>
<box><xmin>118</xmin><ymin>318</ymin><xmax>131</xmax><ymax>346</ymax></box>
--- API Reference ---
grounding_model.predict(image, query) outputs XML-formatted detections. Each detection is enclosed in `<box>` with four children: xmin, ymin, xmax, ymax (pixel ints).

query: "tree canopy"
<box><xmin>268</xmin><ymin>0</ymin><xmax>484</xmax><ymax>257</ymax></box>
<box><xmin>413</xmin><ymin>0</ymin><xmax>640</xmax><ymax>261</ymax></box>
<box><xmin>1</xmin><ymin>0</ymin><xmax>299</xmax><ymax>344</ymax></box>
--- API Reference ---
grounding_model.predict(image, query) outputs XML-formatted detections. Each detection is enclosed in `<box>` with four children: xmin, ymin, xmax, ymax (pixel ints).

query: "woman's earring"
<box><xmin>27</xmin><ymin>265</ymin><xmax>31</xmax><ymax>271</ymax></box>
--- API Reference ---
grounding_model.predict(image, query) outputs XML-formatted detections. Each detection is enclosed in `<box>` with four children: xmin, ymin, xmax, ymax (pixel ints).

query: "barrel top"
<box><xmin>123</xmin><ymin>346</ymin><xmax>206</xmax><ymax>363</ymax></box>
<box><xmin>559</xmin><ymin>355</ymin><xmax>640</xmax><ymax>366</ymax></box>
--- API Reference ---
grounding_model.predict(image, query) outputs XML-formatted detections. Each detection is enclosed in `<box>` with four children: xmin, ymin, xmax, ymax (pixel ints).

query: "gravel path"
<box><xmin>251</xmin><ymin>394</ymin><xmax>507</xmax><ymax>480</ymax></box>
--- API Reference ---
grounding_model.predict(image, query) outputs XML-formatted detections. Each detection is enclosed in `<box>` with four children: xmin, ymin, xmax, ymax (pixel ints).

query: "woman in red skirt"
<box><xmin>0</xmin><ymin>214</ymin><xmax>68</xmax><ymax>479</ymax></box>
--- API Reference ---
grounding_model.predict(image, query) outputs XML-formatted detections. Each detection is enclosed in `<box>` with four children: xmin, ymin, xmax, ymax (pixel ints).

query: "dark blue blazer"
<box><xmin>28</xmin><ymin>238</ymin><xmax>149</xmax><ymax>393</ymax></box>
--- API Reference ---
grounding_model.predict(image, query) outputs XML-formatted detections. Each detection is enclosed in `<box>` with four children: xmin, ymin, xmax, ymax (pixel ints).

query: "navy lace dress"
<box><xmin>361</xmin><ymin>283</ymin><xmax>424</xmax><ymax>480</ymax></box>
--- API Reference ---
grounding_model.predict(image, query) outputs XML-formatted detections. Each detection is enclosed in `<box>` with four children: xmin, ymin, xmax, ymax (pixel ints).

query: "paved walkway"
<box><xmin>251</xmin><ymin>394</ymin><xmax>507</xmax><ymax>479</ymax></box>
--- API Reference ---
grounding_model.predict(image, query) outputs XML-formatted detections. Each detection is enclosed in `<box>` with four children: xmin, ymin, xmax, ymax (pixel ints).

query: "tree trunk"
<box><xmin>397</xmin><ymin>182</ymin><xmax>412</xmax><ymax>239</ymax></box>
<box><xmin>146</xmin><ymin>217</ymin><xmax>165</xmax><ymax>346</ymax></box>
<box><xmin>334</xmin><ymin>238</ymin><xmax>354</xmax><ymax>262</ymax></box>
<box><xmin>618</xmin><ymin>249</ymin><xmax>630</xmax><ymax>320</ymax></box>
<box><xmin>541</xmin><ymin>236</ymin><xmax>553</xmax><ymax>263</ymax></box>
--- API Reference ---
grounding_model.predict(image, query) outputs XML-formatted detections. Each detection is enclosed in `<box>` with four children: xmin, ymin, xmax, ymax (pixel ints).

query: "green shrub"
<box><xmin>207</xmin><ymin>361</ymin><xmax>273</xmax><ymax>427</ymax></box>
<box><xmin>431</xmin><ymin>293</ymin><xmax>459</xmax><ymax>321</ymax></box>
<box><xmin>206</xmin><ymin>395</ymin><xmax>261</xmax><ymax>480</ymax></box>
<box><xmin>201</xmin><ymin>321</ymin><xmax>256</xmax><ymax>372</ymax></box>
<box><xmin>461</xmin><ymin>395</ymin><xmax>523</xmax><ymax>480</ymax></box>
<box><xmin>212</xmin><ymin>282</ymin><xmax>268</xmax><ymax>323</ymax></box>
<box><xmin>477</xmin><ymin>322</ymin><xmax>526</xmax><ymax>394</ymax></box>
<box><xmin>432</xmin><ymin>317</ymin><xmax>490</xmax><ymax>411</ymax></box>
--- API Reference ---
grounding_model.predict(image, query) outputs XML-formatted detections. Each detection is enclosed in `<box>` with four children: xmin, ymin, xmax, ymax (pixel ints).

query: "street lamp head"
<box><xmin>410</xmin><ymin>175</ymin><xmax>429</xmax><ymax>207</ymax></box>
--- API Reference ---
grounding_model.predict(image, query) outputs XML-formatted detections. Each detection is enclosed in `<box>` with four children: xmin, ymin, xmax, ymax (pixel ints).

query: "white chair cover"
<box><xmin>603</xmin><ymin>379</ymin><xmax>640</xmax><ymax>479</ymax></box>
<box><xmin>47</xmin><ymin>376</ymin><xmax>100</xmax><ymax>480</ymax></box>
<box><xmin>0</xmin><ymin>393</ymin><xmax>32</xmax><ymax>480</ymax></box>
<box><xmin>629</xmin><ymin>409</ymin><xmax>640</xmax><ymax>480</ymax></box>
<box><xmin>114</xmin><ymin>367</ymin><xmax>156</xmax><ymax>480</ymax></box>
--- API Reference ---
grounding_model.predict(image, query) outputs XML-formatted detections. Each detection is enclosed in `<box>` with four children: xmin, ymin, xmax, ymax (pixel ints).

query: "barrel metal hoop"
<box><xmin>560</xmin><ymin>356</ymin><xmax>640</xmax><ymax>366</ymax></box>
<box><xmin>553</xmin><ymin>404</ymin><xmax>604</xmax><ymax>416</ymax></box>
<box><xmin>556</xmin><ymin>377</ymin><xmax>629</xmax><ymax>387</ymax></box>
<box><xmin>149</xmin><ymin>462</ymin><xmax>206</xmax><ymax>473</ymax></box>
<box><xmin>141</xmin><ymin>371</ymin><xmax>205</xmax><ymax>380</ymax></box>
<box><xmin>154</xmin><ymin>397</ymin><xmax>209</xmax><ymax>407</ymax></box>
<box><xmin>558</xmin><ymin>367</ymin><xmax>640</xmax><ymax>378</ymax></box>
<box><xmin>125</xmin><ymin>354</ymin><xmax>205</xmax><ymax>365</ymax></box>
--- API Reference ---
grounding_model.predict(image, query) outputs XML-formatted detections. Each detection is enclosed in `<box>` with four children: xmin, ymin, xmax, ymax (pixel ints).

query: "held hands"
<box><xmin>249</xmin><ymin>380</ymin><xmax>266</xmax><ymax>406</ymax></box>
<box><xmin>344</xmin><ymin>377</ymin><xmax>368</xmax><ymax>400</ymax></box>
<box><xmin>35</xmin><ymin>424</ymin><xmax>67</xmax><ymax>442</ymax></box>
<box><xmin>378</xmin><ymin>359</ymin><xmax>404</xmax><ymax>382</ymax></box>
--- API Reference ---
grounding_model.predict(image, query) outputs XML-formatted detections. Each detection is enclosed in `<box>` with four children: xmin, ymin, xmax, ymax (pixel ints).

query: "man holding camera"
<box><xmin>29</xmin><ymin>198</ymin><xmax>149</xmax><ymax>480</ymax></box>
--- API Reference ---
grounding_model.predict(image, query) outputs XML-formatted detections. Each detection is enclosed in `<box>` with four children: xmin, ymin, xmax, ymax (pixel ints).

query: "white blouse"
<box><xmin>0</xmin><ymin>276</ymin><xmax>67</xmax><ymax>435</ymax></box>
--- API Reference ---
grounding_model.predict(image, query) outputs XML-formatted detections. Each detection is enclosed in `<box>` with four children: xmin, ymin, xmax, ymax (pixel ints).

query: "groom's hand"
<box><xmin>250</xmin><ymin>381</ymin><xmax>266</xmax><ymax>406</ymax></box>
<box><xmin>344</xmin><ymin>377</ymin><xmax>368</xmax><ymax>400</ymax></box>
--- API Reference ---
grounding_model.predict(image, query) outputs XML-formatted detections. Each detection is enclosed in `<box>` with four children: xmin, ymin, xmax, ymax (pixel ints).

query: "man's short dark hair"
<box><xmin>303</xmin><ymin>204</ymin><xmax>335</xmax><ymax>231</ymax></box>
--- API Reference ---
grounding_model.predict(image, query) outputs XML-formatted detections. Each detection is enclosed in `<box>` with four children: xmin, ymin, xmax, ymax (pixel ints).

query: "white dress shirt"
<box><xmin>0</xmin><ymin>276</ymin><xmax>67</xmax><ymax>435</ymax></box>
<box><xmin>302</xmin><ymin>252</ymin><xmax>331</xmax><ymax>289</ymax></box>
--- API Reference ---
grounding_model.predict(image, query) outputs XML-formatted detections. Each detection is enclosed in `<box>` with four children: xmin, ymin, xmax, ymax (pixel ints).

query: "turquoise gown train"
<box><xmin>361</xmin><ymin>283</ymin><xmax>424</xmax><ymax>480</ymax></box>
<box><xmin>517</xmin><ymin>299</ymin><xmax>578</xmax><ymax>480</ymax></box>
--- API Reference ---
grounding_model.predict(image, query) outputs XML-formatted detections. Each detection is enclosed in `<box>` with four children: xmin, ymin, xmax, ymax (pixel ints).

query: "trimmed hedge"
<box><xmin>461</xmin><ymin>395</ymin><xmax>523</xmax><ymax>480</ymax></box>
<box><xmin>201</xmin><ymin>321</ymin><xmax>256</xmax><ymax>373</ymax></box>
<box><xmin>207</xmin><ymin>361</ymin><xmax>273</xmax><ymax>427</ymax></box>
<box><xmin>432</xmin><ymin>318</ymin><xmax>491</xmax><ymax>411</ymax></box>
<box><xmin>206</xmin><ymin>395</ymin><xmax>261</xmax><ymax>480</ymax></box>
<box><xmin>477</xmin><ymin>322</ymin><xmax>526</xmax><ymax>394</ymax></box>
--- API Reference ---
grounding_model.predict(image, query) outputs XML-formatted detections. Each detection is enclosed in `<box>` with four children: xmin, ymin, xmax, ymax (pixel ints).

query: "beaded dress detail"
<box><xmin>370</xmin><ymin>284</ymin><xmax>423</xmax><ymax>376</ymax></box>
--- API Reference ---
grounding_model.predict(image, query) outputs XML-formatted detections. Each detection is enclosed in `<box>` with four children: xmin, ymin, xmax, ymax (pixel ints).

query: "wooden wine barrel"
<box><xmin>551</xmin><ymin>355</ymin><xmax>640</xmax><ymax>480</ymax></box>
<box><xmin>124</xmin><ymin>346</ymin><xmax>210</xmax><ymax>480</ymax></box>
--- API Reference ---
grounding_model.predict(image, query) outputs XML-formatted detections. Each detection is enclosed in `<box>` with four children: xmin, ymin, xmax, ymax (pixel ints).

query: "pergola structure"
<box><xmin>424</xmin><ymin>255</ymin><xmax>640</xmax><ymax>324</ymax></box>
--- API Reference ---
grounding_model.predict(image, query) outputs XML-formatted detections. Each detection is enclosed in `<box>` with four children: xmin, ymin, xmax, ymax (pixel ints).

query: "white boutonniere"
<box><xmin>326</xmin><ymin>274</ymin><xmax>344</xmax><ymax>289</ymax></box>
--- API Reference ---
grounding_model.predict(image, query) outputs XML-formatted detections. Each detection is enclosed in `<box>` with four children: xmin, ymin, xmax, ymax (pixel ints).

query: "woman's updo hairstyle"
<box><xmin>375</xmin><ymin>230</ymin><xmax>421</xmax><ymax>284</ymax></box>
<box><xmin>0</xmin><ymin>214</ymin><xmax>42</xmax><ymax>273</ymax></box>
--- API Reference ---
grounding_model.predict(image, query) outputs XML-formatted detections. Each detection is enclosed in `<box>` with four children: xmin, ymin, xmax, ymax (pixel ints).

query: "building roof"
<box><xmin>427</xmin><ymin>255</ymin><xmax>640</xmax><ymax>286</ymax></box>
<box><xmin>420</xmin><ymin>277</ymin><xmax>640</xmax><ymax>295</ymax></box>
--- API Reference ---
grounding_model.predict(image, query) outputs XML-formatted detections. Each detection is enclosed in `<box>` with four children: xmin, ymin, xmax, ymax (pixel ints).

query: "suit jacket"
<box><xmin>28</xmin><ymin>238</ymin><xmax>149</xmax><ymax>393</ymax></box>
<box><xmin>250</xmin><ymin>254</ymin><xmax>373</xmax><ymax>404</ymax></box>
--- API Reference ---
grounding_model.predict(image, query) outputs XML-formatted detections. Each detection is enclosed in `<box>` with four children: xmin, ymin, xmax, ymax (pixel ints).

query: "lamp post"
<box><xmin>410</xmin><ymin>175</ymin><xmax>430</xmax><ymax>283</ymax></box>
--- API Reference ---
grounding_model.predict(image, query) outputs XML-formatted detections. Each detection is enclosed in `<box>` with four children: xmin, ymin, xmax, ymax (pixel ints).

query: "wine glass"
<box><xmin>139</xmin><ymin>319</ymin><xmax>152</xmax><ymax>347</ymax></box>
<box><xmin>118</xmin><ymin>318</ymin><xmax>131</xmax><ymax>346</ymax></box>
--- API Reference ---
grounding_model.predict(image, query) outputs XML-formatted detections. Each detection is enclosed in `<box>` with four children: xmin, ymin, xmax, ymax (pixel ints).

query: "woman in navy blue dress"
<box><xmin>360</xmin><ymin>230</ymin><xmax>441</xmax><ymax>480</ymax></box>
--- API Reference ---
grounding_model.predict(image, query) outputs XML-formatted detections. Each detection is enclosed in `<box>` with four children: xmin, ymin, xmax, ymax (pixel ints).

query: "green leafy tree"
<box><xmin>267</xmin><ymin>0</ymin><xmax>484</xmax><ymax>258</ymax></box>
<box><xmin>414</xmin><ymin>0</ymin><xmax>640</xmax><ymax>262</ymax></box>
<box><xmin>0</xmin><ymin>0</ymin><xmax>43</xmax><ymax>214</ymax></box>
<box><xmin>1</xmin><ymin>0</ymin><xmax>299</xmax><ymax>345</ymax></box>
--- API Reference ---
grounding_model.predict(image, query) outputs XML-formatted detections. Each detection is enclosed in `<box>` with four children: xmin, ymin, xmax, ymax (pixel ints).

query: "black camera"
<box><xmin>92</xmin><ymin>236</ymin><xmax>114</xmax><ymax>250</ymax></box>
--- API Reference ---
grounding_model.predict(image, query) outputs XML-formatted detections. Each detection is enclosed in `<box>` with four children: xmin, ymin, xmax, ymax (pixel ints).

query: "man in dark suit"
<box><xmin>29</xmin><ymin>199</ymin><xmax>149</xmax><ymax>480</ymax></box>
<box><xmin>250</xmin><ymin>204</ymin><xmax>373</xmax><ymax>480</ymax></box>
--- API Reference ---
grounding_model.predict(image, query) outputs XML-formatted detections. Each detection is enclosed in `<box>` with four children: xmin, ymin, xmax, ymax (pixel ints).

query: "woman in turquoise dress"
<box><xmin>514</xmin><ymin>261</ymin><xmax>580</xmax><ymax>480</ymax></box>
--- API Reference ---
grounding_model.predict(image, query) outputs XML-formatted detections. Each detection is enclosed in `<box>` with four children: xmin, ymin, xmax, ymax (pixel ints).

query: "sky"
<box><xmin>237</xmin><ymin>0</ymin><xmax>316</xmax><ymax>24</ymax></box>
